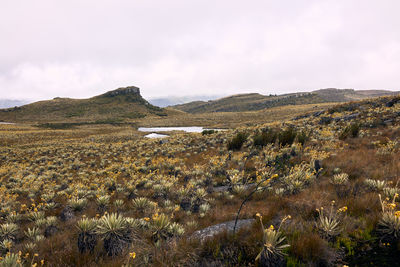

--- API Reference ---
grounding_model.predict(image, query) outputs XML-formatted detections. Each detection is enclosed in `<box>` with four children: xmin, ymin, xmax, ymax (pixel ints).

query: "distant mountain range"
<box><xmin>171</xmin><ymin>88</ymin><xmax>400</xmax><ymax>113</ymax></box>
<box><xmin>148</xmin><ymin>95</ymin><xmax>224</xmax><ymax>107</ymax></box>
<box><xmin>0</xmin><ymin>86</ymin><xmax>175</xmax><ymax>123</ymax></box>
<box><xmin>1</xmin><ymin>87</ymin><xmax>398</xmax><ymax>123</ymax></box>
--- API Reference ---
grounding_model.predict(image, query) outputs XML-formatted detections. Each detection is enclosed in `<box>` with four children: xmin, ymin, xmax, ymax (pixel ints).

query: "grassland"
<box><xmin>0</xmin><ymin>95</ymin><xmax>399</xmax><ymax>266</ymax></box>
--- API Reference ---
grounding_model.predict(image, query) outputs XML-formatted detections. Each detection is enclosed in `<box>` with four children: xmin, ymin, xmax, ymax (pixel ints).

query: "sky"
<box><xmin>0</xmin><ymin>0</ymin><xmax>399</xmax><ymax>101</ymax></box>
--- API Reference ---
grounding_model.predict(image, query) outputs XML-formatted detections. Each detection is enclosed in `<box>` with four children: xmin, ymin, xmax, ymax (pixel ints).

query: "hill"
<box><xmin>148</xmin><ymin>95</ymin><xmax>224</xmax><ymax>107</ymax></box>
<box><xmin>0</xmin><ymin>86</ymin><xmax>170</xmax><ymax>123</ymax></box>
<box><xmin>172</xmin><ymin>88</ymin><xmax>399</xmax><ymax>113</ymax></box>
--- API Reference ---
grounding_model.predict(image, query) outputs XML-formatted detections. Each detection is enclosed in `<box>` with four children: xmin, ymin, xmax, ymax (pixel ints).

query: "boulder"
<box><xmin>191</xmin><ymin>219</ymin><xmax>255</xmax><ymax>242</ymax></box>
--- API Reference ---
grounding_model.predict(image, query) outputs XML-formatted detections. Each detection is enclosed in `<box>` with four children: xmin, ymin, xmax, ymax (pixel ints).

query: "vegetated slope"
<box><xmin>0</xmin><ymin>86</ymin><xmax>170</xmax><ymax>123</ymax></box>
<box><xmin>148</xmin><ymin>95</ymin><xmax>224</xmax><ymax>107</ymax></box>
<box><xmin>0</xmin><ymin>94</ymin><xmax>400</xmax><ymax>266</ymax></box>
<box><xmin>172</xmin><ymin>88</ymin><xmax>400</xmax><ymax>113</ymax></box>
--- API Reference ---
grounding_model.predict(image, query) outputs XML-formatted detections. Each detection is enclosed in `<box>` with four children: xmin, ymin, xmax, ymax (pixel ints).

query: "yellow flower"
<box><xmin>41</xmin><ymin>259</ymin><xmax>45</xmax><ymax>265</ymax></box>
<box><xmin>339</xmin><ymin>206</ymin><xmax>348</xmax><ymax>212</ymax></box>
<box><xmin>268</xmin><ymin>225</ymin><xmax>274</xmax><ymax>230</ymax></box>
<box><xmin>395</xmin><ymin>211</ymin><xmax>400</xmax><ymax>217</ymax></box>
<box><xmin>255</xmin><ymin>212</ymin><xmax>261</xmax><ymax>218</ymax></box>
<box><xmin>129</xmin><ymin>252</ymin><xmax>136</xmax><ymax>259</ymax></box>
<box><xmin>144</xmin><ymin>217</ymin><xmax>150</xmax><ymax>222</ymax></box>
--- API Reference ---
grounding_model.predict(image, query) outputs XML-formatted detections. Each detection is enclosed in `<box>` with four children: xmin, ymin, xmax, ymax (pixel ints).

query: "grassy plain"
<box><xmin>0</xmin><ymin>96</ymin><xmax>399</xmax><ymax>266</ymax></box>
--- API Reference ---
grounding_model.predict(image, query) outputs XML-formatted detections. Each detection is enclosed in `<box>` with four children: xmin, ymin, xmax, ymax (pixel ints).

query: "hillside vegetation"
<box><xmin>0</xmin><ymin>86</ymin><xmax>169</xmax><ymax>123</ymax></box>
<box><xmin>0</xmin><ymin>94</ymin><xmax>399</xmax><ymax>266</ymax></box>
<box><xmin>173</xmin><ymin>88</ymin><xmax>399</xmax><ymax>113</ymax></box>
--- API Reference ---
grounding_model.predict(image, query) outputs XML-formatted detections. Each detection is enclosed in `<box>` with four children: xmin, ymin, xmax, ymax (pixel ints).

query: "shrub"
<box><xmin>364</xmin><ymin>179</ymin><xmax>386</xmax><ymax>191</ymax></box>
<box><xmin>278</xmin><ymin>127</ymin><xmax>297</xmax><ymax>146</ymax></box>
<box><xmin>227</xmin><ymin>132</ymin><xmax>248</xmax><ymax>151</ymax></box>
<box><xmin>377</xmin><ymin>194</ymin><xmax>400</xmax><ymax>239</ymax></box>
<box><xmin>0</xmin><ymin>223</ymin><xmax>18</xmax><ymax>241</ymax></box>
<box><xmin>96</xmin><ymin>195</ymin><xmax>110</xmax><ymax>213</ymax></box>
<box><xmin>316</xmin><ymin>202</ymin><xmax>347</xmax><ymax>240</ymax></box>
<box><xmin>96</xmin><ymin>213</ymin><xmax>131</xmax><ymax>256</ymax></box>
<box><xmin>0</xmin><ymin>253</ymin><xmax>22</xmax><ymax>266</ymax></box>
<box><xmin>296</xmin><ymin>130</ymin><xmax>309</xmax><ymax>146</ymax></box>
<box><xmin>339</xmin><ymin>123</ymin><xmax>360</xmax><ymax>140</ymax></box>
<box><xmin>202</xmin><ymin>129</ymin><xmax>215</xmax><ymax>135</ymax></box>
<box><xmin>151</xmin><ymin>213</ymin><xmax>171</xmax><ymax>243</ymax></box>
<box><xmin>68</xmin><ymin>198</ymin><xmax>88</xmax><ymax>212</ymax></box>
<box><xmin>253</xmin><ymin>129</ymin><xmax>277</xmax><ymax>148</ymax></box>
<box><xmin>77</xmin><ymin>218</ymin><xmax>98</xmax><ymax>254</ymax></box>
<box><xmin>255</xmin><ymin>213</ymin><xmax>290</xmax><ymax>267</ymax></box>
<box><xmin>132</xmin><ymin>197</ymin><xmax>157</xmax><ymax>215</ymax></box>
<box><xmin>331</xmin><ymin>173</ymin><xmax>349</xmax><ymax>185</ymax></box>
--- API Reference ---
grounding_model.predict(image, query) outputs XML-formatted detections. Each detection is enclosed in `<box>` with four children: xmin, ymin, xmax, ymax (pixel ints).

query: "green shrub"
<box><xmin>296</xmin><ymin>130</ymin><xmax>309</xmax><ymax>145</ymax></box>
<box><xmin>339</xmin><ymin>123</ymin><xmax>360</xmax><ymax>140</ymax></box>
<box><xmin>278</xmin><ymin>127</ymin><xmax>297</xmax><ymax>146</ymax></box>
<box><xmin>227</xmin><ymin>132</ymin><xmax>248</xmax><ymax>151</ymax></box>
<box><xmin>202</xmin><ymin>129</ymin><xmax>216</xmax><ymax>135</ymax></box>
<box><xmin>253</xmin><ymin>128</ymin><xmax>277</xmax><ymax>147</ymax></box>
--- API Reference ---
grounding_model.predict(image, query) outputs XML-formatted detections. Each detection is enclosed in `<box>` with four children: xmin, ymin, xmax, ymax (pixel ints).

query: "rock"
<box><xmin>294</xmin><ymin>114</ymin><xmax>309</xmax><ymax>120</ymax></box>
<box><xmin>44</xmin><ymin>225</ymin><xmax>58</xmax><ymax>237</ymax></box>
<box><xmin>191</xmin><ymin>219</ymin><xmax>255</xmax><ymax>242</ymax></box>
<box><xmin>102</xmin><ymin>86</ymin><xmax>140</xmax><ymax>97</ymax></box>
<box><xmin>342</xmin><ymin>113</ymin><xmax>360</xmax><ymax>121</ymax></box>
<box><xmin>313</xmin><ymin>111</ymin><xmax>324</xmax><ymax>117</ymax></box>
<box><xmin>319</xmin><ymin>117</ymin><xmax>332</xmax><ymax>125</ymax></box>
<box><xmin>385</xmin><ymin>98</ymin><xmax>399</xmax><ymax>107</ymax></box>
<box><xmin>159</xmin><ymin>139</ymin><xmax>168</xmax><ymax>145</ymax></box>
<box><xmin>59</xmin><ymin>206</ymin><xmax>74</xmax><ymax>222</ymax></box>
<box><xmin>213</xmin><ymin>185</ymin><xmax>230</xmax><ymax>192</ymax></box>
<box><xmin>180</xmin><ymin>199</ymin><xmax>191</xmax><ymax>211</ymax></box>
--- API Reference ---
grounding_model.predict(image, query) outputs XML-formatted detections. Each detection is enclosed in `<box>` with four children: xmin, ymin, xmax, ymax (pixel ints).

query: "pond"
<box><xmin>139</xmin><ymin>126</ymin><xmax>226</xmax><ymax>138</ymax></box>
<box><xmin>138</xmin><ymin>126</ymin><xmax>204</xmax><ymax>133</ymax></box>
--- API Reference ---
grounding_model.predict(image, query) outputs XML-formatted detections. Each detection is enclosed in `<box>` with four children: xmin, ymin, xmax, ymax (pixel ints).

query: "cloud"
<box><xmin>0</xmin><ymin>0</ymin><xmax>399</xmax><ymax>100</ymax></box>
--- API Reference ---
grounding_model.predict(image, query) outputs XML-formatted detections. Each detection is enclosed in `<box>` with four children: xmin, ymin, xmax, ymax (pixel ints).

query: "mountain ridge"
<box><xmin>172</xmin><ymin>88</ymin><xmax>400</xmax><ymax>113</ymax></box>
<box><xmin>0</xmin><ymin>86</ymin><xmax>170</xmax><ymax>123</ymax></box>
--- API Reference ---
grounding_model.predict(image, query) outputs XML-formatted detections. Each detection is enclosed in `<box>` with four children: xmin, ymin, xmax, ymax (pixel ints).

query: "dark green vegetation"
<box><xmin>227</xmin><ymin>132</ymin><xmax>249</xmax><ymax>150</ymax></box>
<box><xmin>172</xmin><ymin>88</ymin><xmax>399</xmax><ymax>113</ymax></box>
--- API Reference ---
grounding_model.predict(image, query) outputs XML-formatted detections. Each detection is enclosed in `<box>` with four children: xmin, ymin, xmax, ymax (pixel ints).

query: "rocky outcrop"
<box><xmin>191</xmin><ymin>219</ymin><xmax>255</xmax><ymax>242</ymax></box>
<box><xmin>100</xmin><ymin>86</ymin><xmax>140</xmax><ymax>98</ymax></box>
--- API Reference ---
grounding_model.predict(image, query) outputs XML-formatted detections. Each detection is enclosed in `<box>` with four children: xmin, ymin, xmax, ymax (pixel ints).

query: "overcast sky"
<box><xmin>1</xmin><ymin>0</ymin><xmax>399</xmax><ymax>100</ymax></box>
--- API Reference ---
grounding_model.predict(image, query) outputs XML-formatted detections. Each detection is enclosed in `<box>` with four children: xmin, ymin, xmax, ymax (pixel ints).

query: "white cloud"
<box><xmin>0</xmin><ymin>0</ymin><xmax>399</xmax><ymax>100</ymax></box>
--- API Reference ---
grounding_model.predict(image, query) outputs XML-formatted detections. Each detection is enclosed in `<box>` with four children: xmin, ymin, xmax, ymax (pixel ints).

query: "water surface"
<box><xmin>139</xmin><ymin>126</ymin><xmax>204</xmax><ymax>133</ymax></box>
